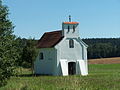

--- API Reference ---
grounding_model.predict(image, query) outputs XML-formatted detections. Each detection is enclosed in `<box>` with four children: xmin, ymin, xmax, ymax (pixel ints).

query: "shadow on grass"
<box><xmin>15</xmin><ymin>74</ymin><xmax>52</xmax><ymax>77</ymax></box>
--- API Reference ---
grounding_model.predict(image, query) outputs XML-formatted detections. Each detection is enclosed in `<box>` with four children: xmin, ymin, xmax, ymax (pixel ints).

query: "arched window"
<box><xmin>39</xmin><ymin>52</ymin><xmax>44</xmax><ymax>60</ymax></box>
<box><xmin>73</xmin><ymin>25</ymin><xmax>75</xmax><ymax>33</ymax></box>
<box><xmin>69</xmin><ymin>39</ymin><xmax>74</xmax><ymax>48</ymax></box>
<box><xmin>67</xmin><ymin>25</ymin><xmax>70</xmax><ymax>33</ymax></box>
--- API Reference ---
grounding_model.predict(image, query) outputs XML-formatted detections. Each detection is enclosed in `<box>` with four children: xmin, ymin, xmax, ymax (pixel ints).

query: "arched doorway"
<box><xmin>68</xmin><ymin>62</ymin><xmax>76</xmax><ymax>75</ymax></box>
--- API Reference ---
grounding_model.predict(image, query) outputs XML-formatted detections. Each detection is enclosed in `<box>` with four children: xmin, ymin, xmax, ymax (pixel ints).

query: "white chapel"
<box><xmin>34</xmin><ymin>17</ymin><xmax>88</xmax><ymax>76</ymax></box>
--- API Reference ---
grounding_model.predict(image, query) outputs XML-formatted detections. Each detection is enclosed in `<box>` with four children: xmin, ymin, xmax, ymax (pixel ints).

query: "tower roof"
<box><xmin>63</xmin><ymin>22</ymin><xmax>79</xmax><ymax>24</ymax></box>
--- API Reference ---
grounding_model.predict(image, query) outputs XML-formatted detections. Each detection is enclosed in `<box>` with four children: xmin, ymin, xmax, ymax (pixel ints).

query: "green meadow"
<box><xmin>1</xmin><ymin>64</ymin><xmax>120</xmax><ymax>90</ymax></box>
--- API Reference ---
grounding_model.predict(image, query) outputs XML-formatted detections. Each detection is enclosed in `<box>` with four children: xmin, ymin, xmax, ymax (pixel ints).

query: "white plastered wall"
<box><xmin>34</xmin><ymin>48</ymin><xmax>57</xmax><ymax>75</ymax></box>
<box><xmin>55</xmin><ymin>37</ymin><xmax>88</xmax><ymax>76</ymax></box>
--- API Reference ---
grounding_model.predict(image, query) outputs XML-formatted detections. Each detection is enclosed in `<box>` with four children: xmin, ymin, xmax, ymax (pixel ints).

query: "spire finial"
<box><xmin>69</xmin><ymin>15</ymin><xmax>71</xmax><ymax>22</ymax></box>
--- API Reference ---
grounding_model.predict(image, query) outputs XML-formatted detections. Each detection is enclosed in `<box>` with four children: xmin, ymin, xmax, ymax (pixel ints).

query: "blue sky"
<box><xmin>3</xmin><ymin>0</ymin><xmax>120</xmax><ymax>39</ymax></box>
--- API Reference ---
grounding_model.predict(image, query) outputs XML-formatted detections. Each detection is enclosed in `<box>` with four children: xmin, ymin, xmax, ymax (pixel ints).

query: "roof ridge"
<box><xmin>45</xmin><ymin>30</ymin><xmax>62</xmax><ymax>34</ymax></box>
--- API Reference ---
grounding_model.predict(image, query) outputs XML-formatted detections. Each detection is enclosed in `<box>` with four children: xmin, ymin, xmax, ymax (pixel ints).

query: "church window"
<box><xmin>69</xmin><ymin>39</ymin><xmax>74</xmax><ymax>48</ymax></box>
<box><xmin>39</xmin><ymin>52</ymin><xmax>44</xmax><ymax>60</ymax></box>
<box><xmin>67</xmin><ymin>25</ymin><xmax>70</xmax><ymax>33</ymax></box>
<box><xmin>73</xmin><ymin>25</ymin><xmax>75</xmax><ymax>33</ymax></box>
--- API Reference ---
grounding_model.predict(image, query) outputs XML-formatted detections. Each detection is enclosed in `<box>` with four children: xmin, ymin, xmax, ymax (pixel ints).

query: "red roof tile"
<box><xmin>37</xmin><ymin>30</ymin><xmax>63</xmax><ymax>48</ymax></box>
<box><xmin>63</xmin><ymin>22</ymin><xmax>79</xmax><ymax>24</ymax></box>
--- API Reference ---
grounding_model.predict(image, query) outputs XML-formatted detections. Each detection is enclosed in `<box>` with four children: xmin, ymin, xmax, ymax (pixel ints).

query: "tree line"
<box><xmin>83</xmin><ymin>38</ymin><xmax>120</xmax><ymax>59</ymax></box>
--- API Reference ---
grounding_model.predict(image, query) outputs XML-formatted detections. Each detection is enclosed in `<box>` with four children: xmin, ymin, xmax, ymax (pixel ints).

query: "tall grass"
<box><xmin>1</xmin><ymin>64</ymin><xmax>120</xmax><ymax>90</ymax></box>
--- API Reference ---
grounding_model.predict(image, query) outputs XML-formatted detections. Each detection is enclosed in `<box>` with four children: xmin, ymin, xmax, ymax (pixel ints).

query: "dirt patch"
<box><xmin>88</xmin><ymin>57</ymin><xmax>120</xmax><ymax>64</ymax></box>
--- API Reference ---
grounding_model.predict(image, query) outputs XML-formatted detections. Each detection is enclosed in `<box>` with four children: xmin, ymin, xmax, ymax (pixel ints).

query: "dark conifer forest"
<box><xmin>83</xmin><ymin>38</ymin><xmax>120</xmax><ymax>59</ymax></box>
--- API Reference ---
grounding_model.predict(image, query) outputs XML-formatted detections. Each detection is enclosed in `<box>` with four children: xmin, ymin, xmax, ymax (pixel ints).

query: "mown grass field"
<box><xmin>1</xmin><ymin>58</ymin><xmax>120</xmax><ymax>90</ymax></box>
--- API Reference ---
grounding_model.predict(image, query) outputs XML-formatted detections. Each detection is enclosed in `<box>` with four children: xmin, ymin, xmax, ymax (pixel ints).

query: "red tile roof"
<box><xmin>37</xmin><ymin>30</ymin><xmax>63</xmax><ymax>48</ymax></box>
<box><xmin>63</xmin><ymin>22</ymin><xmax>79</xmax><ymax>24</ymax></box>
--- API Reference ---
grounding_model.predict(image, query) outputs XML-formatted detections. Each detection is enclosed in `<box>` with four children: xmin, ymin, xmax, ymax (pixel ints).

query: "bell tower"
<box><xmin>62</xmin><ymin>16</ymin><xmax>79</xmax><ymax>38</ymax></box>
